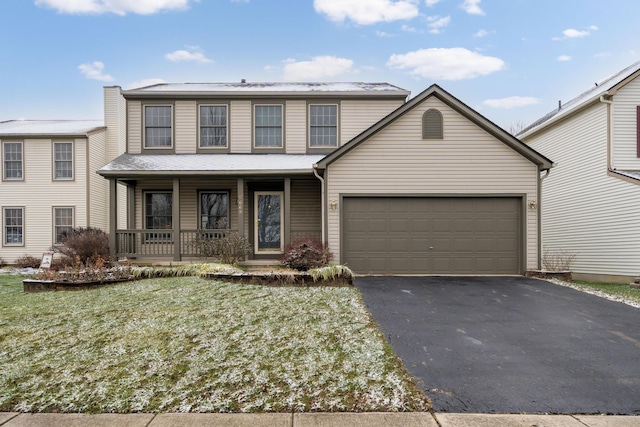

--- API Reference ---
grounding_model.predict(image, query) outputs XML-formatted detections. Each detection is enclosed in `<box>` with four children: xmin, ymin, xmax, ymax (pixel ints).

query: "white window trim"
<box><xmin>52</xmin><ymin>141</ymin><xmax>74</xmax><ymax>181</ymax></box>
<box><xmin>143</xmin><ymin>105</ymin><xmax>174</xmax><ymax>149</ymax></box>
<box><xmin>198</xmin><ymin>104</ymin><xmax>229</xmax><ymax>149</ymax></box>
<box><xmin>3</xmin><ymin>206</ymin><xmax>25</xmax><ymax>247</ymax></box>
<box><xmin>53</xmin><ymin>206</ymin><xmax>75</xmax><ymax>245</ymax></box>
<box><xmin>2</xmin><ymin>141</ymin><xmax>24</xmax><ymax>181</ymax></box>
<box><xmin>253</xmin><ymin>104</ymin><xmax>284</xmax><ymax>149</ymax></box>
<box><xmin>308</xmin><ymin>104</ymin><xmax>339</xmax><ymax>149</ymax></box>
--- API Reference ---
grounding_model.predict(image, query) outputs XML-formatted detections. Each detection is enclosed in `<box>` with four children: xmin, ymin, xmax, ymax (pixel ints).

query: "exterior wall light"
<box><xmin>528</xmin><ymin>199</ymin><xmax>537</xmax><ymax>210</ymax></box>
<box><xmin>329</xmin><ymin>200</ymin><xmax>338</xmax><ymax>210</ymax></box>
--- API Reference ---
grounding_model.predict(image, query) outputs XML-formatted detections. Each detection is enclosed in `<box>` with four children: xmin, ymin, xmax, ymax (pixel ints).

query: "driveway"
<box><xmin>355</xmin><ymin>276</ymin><xmax>640</xmax><ymax>414</ymax></box>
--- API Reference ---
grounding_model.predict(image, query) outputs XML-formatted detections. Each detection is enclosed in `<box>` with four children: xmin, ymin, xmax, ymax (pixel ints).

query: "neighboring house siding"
<box><xmin>286</xmin><ymin>100</ymin><xmax>306</xmax><ymax>154</ymax></box>
<box><xmin>326</xmin><ymin>97</ymin><xmax>539</xmax><ymax>269</ymax></box>
<box><xmin>230</xmin><ymin>101</ymin><xmax>252</xmax><ymax>153</ymax></box>
<box><xmin>128</xmin><ymin>100</ymin><xmax>142</xmax><ymax>154</ymax></box>
<box><xmin>526</xmin><ymin>102</ymin><xmax>640</xmax><ymax>278</ymax></box>
<box><xmin>340</xmin><ymin>100</ymin><xmax>403</xmax><ymax>146</ymax></box>
<box><xmin>175</xmin><ymin>101</ymin><xmax>197</xmax><ymax>154</ymax></box>
<box><xmin>612</xmin><ymin>77</ymin><xmax>640</xmax><ymax>169</ymax></box>
<box><xmin>290</xmin><ymin>179</ymin><xmax>321</xmax><ymax>241</ymax></box>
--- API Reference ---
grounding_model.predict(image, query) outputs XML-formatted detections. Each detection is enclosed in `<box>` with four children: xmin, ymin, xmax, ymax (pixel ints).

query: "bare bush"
<box><xmin>193</xmin><ymin>231</ymin><xmax>252</xmax><ymax>265</ymax></box>
<box><xmin>281</xmin><ymin>238</ymin><xmax>332</xmax><ymax>271</ymax></box>
<box><xmin>14</xmin><ymin>255</ymin><xmax>42</xmax><ymax>269</ymax></box>
<box><xmin>53</xmin><ymin>227</ymin><xmax>110</xmax><ymax>266</ymax></box>
<box><xmin>542</xmin><ymin>248</ymin><xmax>577</xmax><ymax>271</ymax></box>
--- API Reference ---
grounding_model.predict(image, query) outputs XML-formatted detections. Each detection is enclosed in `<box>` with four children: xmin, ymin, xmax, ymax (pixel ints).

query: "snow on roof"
<box><xmin>519</xmin><ymin>60</ymin><xmax>640</xmax><ymax>138</ymax></box>
<box><xmin>0</xmin><ymin>120</ymin><xmax>104</xmax><ymax>136</ymax></box>
<box><xmin>99</xmin><ymin>153</ymin><xmax>325</xmax><ymax>176</ymax></box>
<box><xmin>124</xmin><ymin>82</ymin><xmax>409</xmax><ymax>95</ymax></box>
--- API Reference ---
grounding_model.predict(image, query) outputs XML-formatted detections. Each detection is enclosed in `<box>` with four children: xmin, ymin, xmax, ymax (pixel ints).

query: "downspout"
<box><xmin>313</xmin><ymin>164</ymin><xmax>326</xmax><ymax>246</ymax></box>
<box><xmin>538</xmin><ymin>168</ymin><xmax>551</xmax><ymax>270</ymax></box>
<box><xmin>599</xmin><ymin>95</ymin><xmax>614</xmax><ymax>171</ymax></box>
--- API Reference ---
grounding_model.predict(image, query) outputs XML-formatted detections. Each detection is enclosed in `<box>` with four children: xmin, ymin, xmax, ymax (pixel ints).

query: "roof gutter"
<box><xmin>312</xmin><ymin>164</ymin><xmax>327</xmax><ymax>246</ymax></box>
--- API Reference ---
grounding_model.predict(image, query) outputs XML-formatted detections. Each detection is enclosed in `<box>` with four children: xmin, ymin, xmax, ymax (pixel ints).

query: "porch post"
<box><xmin>109</xmin><ymin>178</ymin><xmax>117</xmax><ymax>261</ymax></box>
<box><xmin>173</xmin><ymin>178</ymin><xmax>181</xmax><ymax>262</ymax></box>
<box><xmin>284</xmin><ymin>178</ymin><xmax>291</xmax><ymax>247</ymax></box>
<box><xmin>237</xmin><ymin>178</ymin><xmax>244</xmax><ymax>237</ymax></box>
<box><xmin>127</xmin><ymin>184</ymin><xmax>135</xmax><ymax>229</ymax></box>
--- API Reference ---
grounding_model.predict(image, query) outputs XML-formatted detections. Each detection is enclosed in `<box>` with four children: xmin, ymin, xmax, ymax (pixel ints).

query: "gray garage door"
<box><xmin>343</xmin><ymin>197</ymin><xmax>521</xmax><ymax>275</ymax></box>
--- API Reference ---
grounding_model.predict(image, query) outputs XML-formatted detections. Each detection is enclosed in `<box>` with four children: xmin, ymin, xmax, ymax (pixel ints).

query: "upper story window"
<box><xmin>144</xmin><ymin>105</ymin><xmax>172</xmax><ymax>148</ymax></box>
<box><xmin>53</xmin><ymin>142</ymin><xmax>73</xmax><ymax>180</ymax></box>
<box><xmin>3</xmin><ymin>207</ymin><xmax>24</xmax><ymax>246</ymax></box>
<box><xmin>3</xmin><ymin>142</ymin><xmax>23</xmax><ymax>180</ymax></box>
<box><xmin>53</xmin><ymin>207</ymin><xmax>74</xmax><ymax>245</ymax></box>
<box><xmin>422</xmin><ymin>109</ymin><xmax>443</xmax><ymax>139</ymax></box>
<box><xmin>200</xmin><ymin>105</ymin><xmax>228</xmax><ymax>148</ymax></box>
<box><xmin>255</xmin><ymin>105</ymin><xmax>283</xmax><ymax>148</ymax></box>
<box><xmin>200</xmin><ymin>192</ymin><xmax>229</xmax><ymax>229</ymax></box>
<box><xmin>309</xmin><ymin>105</ymin><xmax>338</xmax><ymax>148</ymax></box>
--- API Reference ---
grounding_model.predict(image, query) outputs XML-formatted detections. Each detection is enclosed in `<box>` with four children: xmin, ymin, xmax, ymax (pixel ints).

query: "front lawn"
<box><xmin>0</xmin><ymin>274</ymin><xmax>429</xmax><ymax>413</ymax></box>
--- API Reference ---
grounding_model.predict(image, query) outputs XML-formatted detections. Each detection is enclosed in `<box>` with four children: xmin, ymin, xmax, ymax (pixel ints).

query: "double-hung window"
<box><xmin>3</xmin><ymin>142</ymin><xmax>23</xmax><ymax>180</ymax></box>
<box><xmin>53</xmin><ymin>142</ymin><xmax>73</xmax><ymax>180</ymax></box>
<box><xmin>3</xmin><ymin>207</ymin><xmax>24</xmax><ymax>246</ymax></box>
<box><xmin>144</xmin><ymin>106</ymin><xmax>172</xmax><ymax>148</ymax></box>
<box><xmin>145</xmin><ymin>192</ymin><xmax>172</xmax><ymax>240</ymax></box>
<box><xmin>200</xmin><ymin>192</ymin><xmax>229</xmax><ymax>230</ymax></box>
<box><xmin>255</xmin><ymin>105</ymin><xmax>282</xmax><ymax>148</ymax></box>
<box><xmin>309</xmin><ymin>105</ymin><xmax>338</xmax><ymax>148</ymax></box>
<box><xmin>53</xmin><ymin>207</ymin><xmax>74</xmax><ymax>244</ymax></box>
<box><xmin>200</xmin><ymin>105</ymin><xmax>228</xmax><ymax>148</ymax></box>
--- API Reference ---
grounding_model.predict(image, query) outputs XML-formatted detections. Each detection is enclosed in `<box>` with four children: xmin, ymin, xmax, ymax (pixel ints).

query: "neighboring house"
<box><xmin>98</xmin><ymin>82</ymin><xmax>552</xmax><ymax>275</ymax></box>
<box><xmin>519</xmin><ymin>60</ymin><xmax>640</xmax><ymax>283</ymax></box>
<box><xmin>0</xmin><ymin>87</ymin><xmax>126</xmax><ymax>264</ymax></box>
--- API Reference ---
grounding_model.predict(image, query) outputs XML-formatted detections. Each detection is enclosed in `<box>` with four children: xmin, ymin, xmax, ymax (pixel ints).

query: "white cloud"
<box><xmin>553</xmin><ymin>26</ymin><xmax>597</xmax><ymax>40</ymax></box>
<box><xmin>557</xmin><ymin>55</ymin><xmax>572</xmax><ymax>61</ymax></box>
<box><xmin>387</xmin><ymin>47</ymin><xmax>504</xmax><ymax>80</ymax></box>
<box><xmin>460</xmin><ymin>0</ymin><xmax>484</xmax><ymax>15</ymax></box>
<box><xmin>427</xmin><ymin>15</ymin><xmax>450</xmax><ymax>34</ymax></box>
<box><xmin>78</xmin><ymin>61</ymin><xmax>114</xmax><ymax>82</ymax></box>
<box><xmin>377</xmin><ymin>30</ymin><xmax>394</xmax><ymax>37</ymax></box>
<box><xmin>425</xmin><ymin>0</ymin><xmax>440</xmax><ymax>5</ymax></box>
<box><xmin>35</xmin><ymin>0</ymin><xmax>191</xmax><ymax>15</ymax></box>
<box><xmin>589</xmin><ymin>25</ymin><xmax>599</xmax><ymax>31</ymax></box>
<box><xmin>165</xmin><ymin>47</ymin><xmax>213</xmax><ymax>63</ymax></box>
<box><xmin>127</xmin><ymin>78</ymin><xmax>167</xmax><ymax>89</ymax></box>
<box><xmin>313</xmin><ymin>0</ymin><xmax>419</xmax><ymax>25</ymax></box>
<box><xmin>283</xmin><ymin>56</ymin><xmax>354</xmax><ymax>81</ymax></box>
<box><xmin>473</xmin><ymin>29</ymin><xmax>489</xmax><ymax>38</ymax></box>
<box><xmin>482</xmin><ymin>96</ymin><xmax>540</xmax><ymax>109</ymax></box>
<box><xmin>401</xmin><ymin>24</ymin><xmax>420</xmax><ymax>33</ymax></box>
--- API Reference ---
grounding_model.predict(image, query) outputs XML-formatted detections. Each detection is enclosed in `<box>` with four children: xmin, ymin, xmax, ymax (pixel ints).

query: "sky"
<box><xmin>1</xmin><ymin>0</ymin><xmax>639</xmax><ymax>130</ymax></box>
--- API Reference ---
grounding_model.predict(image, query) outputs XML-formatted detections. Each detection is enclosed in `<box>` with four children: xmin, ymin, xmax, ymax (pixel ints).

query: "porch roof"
<box><xmin>98</xmin><ymin>153</ymin><xmax>325</xmax><ymax>178</ymax></box>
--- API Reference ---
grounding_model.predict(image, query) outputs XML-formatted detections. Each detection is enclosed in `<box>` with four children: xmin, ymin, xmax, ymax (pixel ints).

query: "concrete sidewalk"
<box><xmin>1</xmin><ymin>412</ymin><xmax>639</xmax><ymax>426</ymax></box>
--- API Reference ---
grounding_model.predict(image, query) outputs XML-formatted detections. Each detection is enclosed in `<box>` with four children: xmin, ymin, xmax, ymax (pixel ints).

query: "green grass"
<box><xmin>571</xmin><ymin>280</ymin><xmax>640</xmax><ymax>306</ymax></box>
<box><xmin>0</xmin><ymin>274</ymin><xmax>429</xmax><ymax>413</ymax></box>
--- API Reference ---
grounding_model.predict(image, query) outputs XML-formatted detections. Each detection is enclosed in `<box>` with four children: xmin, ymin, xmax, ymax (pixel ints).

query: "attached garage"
<box><xmin>342</xmin><ymin>196</ymin><xmax>522</xmax><ymax>274</ymax></box>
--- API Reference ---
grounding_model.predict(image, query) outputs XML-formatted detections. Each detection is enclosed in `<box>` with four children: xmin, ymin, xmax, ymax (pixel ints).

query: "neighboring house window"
<box><xmin>145</xmin><ymin>192</ymin><xmax>172</xmax><ymax>239</ymax></box>
<box><xmin>53</xmin><ymin>142</ymin><xmax>73</xmax><ymax>180</ymax></box>
<box><xmin>200</xmin><ymin>105</ymin><xmax>228</xmax><ymax>148</ymax></box>
<box><xmin>144</xmin><ymin>106</ymin><xmax>172</xmax><ymax>148</ymax></box>
<box><xmin>3</xmin><ymin>207</ymin><xmax>24</xmax><ymax>246</ymax></box>
<box><xmin>255</xmin><ymin>105</ymin><xmax>282</xmax><ymax>148</ymax></box>
<box><xmin>422</xmin><ymin>109</ymin><xmax>443</xmax><ymax>139</ymax></box>
<box><xmin>3</xmin><ymin>142</ymin><xmax>23</xmax><ymax>180</ymax></box>
<box><xmin>309</xmin><ymin>105</ymin><xmax>338</xmax><ymax>148</ymax></box>
<box><xmin>53</xmin><ymin>207</ymin><xmax>74</xmax><ymax>244</ymax></box>
<box><xmin>200</xmin><ymin>192</ymin><xmax>229</xmax><ymax>229</ymax></box>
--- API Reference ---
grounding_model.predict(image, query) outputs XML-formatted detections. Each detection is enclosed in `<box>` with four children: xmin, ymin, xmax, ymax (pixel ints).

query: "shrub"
<box><xmin>53</xmin><ymin>227</ymin><xmax>110</xmax><ymax>266</ymax></box>
<box><xmin>308</xmin><ymin>264</ymin><xmax>354</xmax><ymax>282</ymax></box>
<box><xmin>14</xmin><ymin>255</ymin><xmax>42</xmax><ymax>269</ymax></box>
<box><xmin>193</xmin><ymin>231</ymin><xmax>252</xmax><ymax>265</ymax></box>
<box><xmin>281</xmin><ymin>238</ymin><xmax>332</xmax><ymax>271</ymax></box>
<box><xmin>542</xmin><ymin>247</ymin><xmax>577</xmax><ymax>271</ymax></box>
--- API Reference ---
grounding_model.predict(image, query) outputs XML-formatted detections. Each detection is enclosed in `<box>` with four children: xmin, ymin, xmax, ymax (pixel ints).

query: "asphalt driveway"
<box><xmin>355</xmin><ymin>276</ymin><xmax>640</xmax><ymax>414</ymax></box>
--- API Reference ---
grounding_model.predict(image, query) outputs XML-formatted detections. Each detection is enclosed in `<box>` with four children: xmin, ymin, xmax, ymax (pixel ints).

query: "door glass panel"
<box><xmin>256</xmin><ymin>193</ymin><xmax>282</xmax><ymax>251</ymax></box>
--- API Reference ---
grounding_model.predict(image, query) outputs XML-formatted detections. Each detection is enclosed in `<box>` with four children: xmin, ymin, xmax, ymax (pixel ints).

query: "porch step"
<box><xmin>241</xmin><ymin>260</ymin><xmax>281</xmax><ymax>272</ymax></box>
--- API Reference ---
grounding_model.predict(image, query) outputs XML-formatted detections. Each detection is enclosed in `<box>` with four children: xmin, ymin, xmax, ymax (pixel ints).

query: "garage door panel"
<box><xmin>343</xmin><ymin>197</ymin><xmax>521</xmax><ymax>274</ymax></box>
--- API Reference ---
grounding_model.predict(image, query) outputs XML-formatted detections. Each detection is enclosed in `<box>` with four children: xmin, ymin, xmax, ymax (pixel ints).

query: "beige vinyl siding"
<box><xmin>87</xmin><ymin>131</ymin><xmax>108</xmax><ymax>230</ymax></box>
<box><xmin>340</xmin><ymin>100</ymin><xmax>404</xmax><ymax>145</ymax></box>
<box><xmin>290</xmin><ymin>179</ymin><xmax>321</xmax><ymax>240</ymax></box>
<box><xmin>175</xmin><ymin>100</ymin><xmax>197</xmax><ymax>154</ymax></box>
<box><xmin>612</xmin><ymin>77</ymin><xmax>640</xmax><ymax>169</ymax></box>
<box><xmin>286</xmin><ymin>100</ymin><xmax>306</xmax><ymax>154</ymax></box>
<box><xmin>526</xmin><ymin>102</ymin><xmax>640</xmax><ymax>278</ymax></box>
<box><xmin>104</xmin><ymin>86</ymin><xmax>126</xmax><ymax>160</ymax></box>
<box><xmin>327</xmin><ymin>97</ymin><xmax>539</xmax><ymax>269</ymax></box>
<box><xmin>230</xmin><ymin>101</ymin><xmax>251</xmax><ymax>153</ymax></box>
<box><xmin>127</xmin><ymin>100</ymin><xmax>142</xmax><ymax>154</ymax></box>
<box><xmin>0</xmin><ymin>138</ymin><xmax>88</xmax><ymax>263</ymax></box>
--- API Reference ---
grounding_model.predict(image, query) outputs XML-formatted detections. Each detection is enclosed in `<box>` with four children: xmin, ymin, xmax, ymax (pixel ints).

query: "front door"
<box><xmin>254</xmin><ymin>191</ymin><xmax>284</xmax><ymax>253</ymax></box>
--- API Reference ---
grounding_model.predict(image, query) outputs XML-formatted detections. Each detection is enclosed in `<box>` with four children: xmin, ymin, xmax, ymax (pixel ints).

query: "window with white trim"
<box><xmin>309</xmin><ymin>105</ymin><xmax>338</xmax><ymax>147</ymax></box>
<box><xmin>3</xmin><ymin>142</ymin><xmax>23</xmax><ymax>180</ymax></box>
<box><xmin>200</xmin><ymin>192</ymin><xmax>229</xmax><ymax>229</ymax></box>
<box><xmin>200</xmin><ymin>105</ymin><xmax>228</xmax><ymax>148</ymax></box>
<box><xmin>53</xmin><ymin>207</ymin><xmax>74</xmax><ymax>244</ymax></box>
<box><xmin>144</xmin><ymin>106</ymin><xmax>172</xmax><ymax>148</ymax></box>
<box><xmin>53</xmin><ymin>142</ymin><xmax>73</xmax><ymax>180</ymax></box>
<box><xmin>3</xmin><ymin>207</ymin><xmax>24</xmax><ymax>246</ymax></box>
<box><xmin>254</xmin><ymin>105</ymin><xmax>282</xmax><ymax>148</ymax></box>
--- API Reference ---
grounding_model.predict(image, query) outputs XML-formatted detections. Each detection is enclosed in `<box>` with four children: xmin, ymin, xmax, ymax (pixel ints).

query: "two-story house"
<box><xmin>97</xmin><ymin>82</ymin><xmax>552</xmax><ymax>275</ymax></box>
<box><xmin>520</xmin><ymin>60</ymin><xmax>640</xmax><ymax>283</ymax></box>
